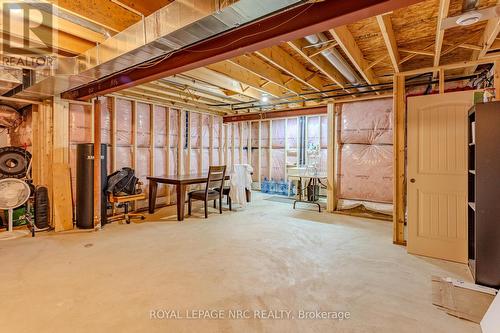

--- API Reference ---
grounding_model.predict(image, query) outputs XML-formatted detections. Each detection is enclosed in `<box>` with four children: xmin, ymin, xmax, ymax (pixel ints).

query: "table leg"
<box><xmin>148</xmin><ymin>180</ymin><xmax>158</xmax><ymax>214</ymax></box>
<box><xmin>176</xmin><ymin>184</ymin><xmax>187</xmax><ymax>221</ymax></box>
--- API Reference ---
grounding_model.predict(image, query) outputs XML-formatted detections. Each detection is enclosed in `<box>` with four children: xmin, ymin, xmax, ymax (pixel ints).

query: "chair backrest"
<box><xmin>206</xmin><ymin>165</ymin><xmax>226</xmax><ymax>196</ymax></box>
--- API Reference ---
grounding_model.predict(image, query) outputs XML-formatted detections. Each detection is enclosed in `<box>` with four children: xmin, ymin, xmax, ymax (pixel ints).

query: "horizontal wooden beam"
<box><xmin>0</xmin><ymin>95</ymin><xmax>42</xmax><ymax>105</ymax></box>
<box><xmin>400</xmin><ymin>57</ymin><xmax>500</xmax><ymax>76</ymax></box>
<box><xmin>223</xmin><ymin>106</ymin><xmax>327</xmax><ymax>122</ymax></box>
<box><xmin>399</xmin><ymin>48</ymin><xmax>434</xmax><ymax>56</ymax></box>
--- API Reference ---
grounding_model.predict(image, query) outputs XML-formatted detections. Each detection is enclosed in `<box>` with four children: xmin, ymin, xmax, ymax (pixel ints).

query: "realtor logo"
<box><xmin>2</xmin><ymin>2</ymin><xmax>54</xmax><ymax>55</ymax></box>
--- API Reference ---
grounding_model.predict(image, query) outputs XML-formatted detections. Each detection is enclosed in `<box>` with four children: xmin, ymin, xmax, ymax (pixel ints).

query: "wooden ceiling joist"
<box><xmin>119</xmin><ymin>88</ymin><xmax>227</xmax><ymax>115</ymax></box>
<box><xmin>433</xmin><ymin>0</ymin><xmax>451</xmax><ymax>75</ymax></box>
<box><xmin>330</xmin><ymin>26</ymin><xmax>379</xmax><ymax>85</ymax></box>
<box><xmin>376</xmin><ymin>14</ymin><xmax>400</xmax><ymax>73</ymax></box>
<box><xmin>184</xmin><ymin>68</ymin><xmax>262</xmax><ymax>101</ymax></box>
<box><xmin>228</xmin><ymin>54</ymin><xmax>304</xmax><ymax>96</ymax></box>
<box><xmin>206</xmin><ymin>61</ymin><xmax>284</xmax><ymax>98</ymax></box>
<box><xmin>154</xmin><ymin>80</ymin><xmax>239</xmax><ymax>105</ymax></box>
<box><xmin>46</xmin><ymin>0</ymin><xmax>140</xmax><ymax>32</ymax></box>
<box><xmin>140</xmin><ymin>82</ymin><xmax>224</xmax><ymax>106</ymax></box>
<box><xmin>254</xmin><ymin>46</ymin><xmax>327</xmax><ymax>92</ymax></box>
<box><xmin>287</xmin><ymin>38</ymin><xmax>350</xmax><ymax>89</ymax></box>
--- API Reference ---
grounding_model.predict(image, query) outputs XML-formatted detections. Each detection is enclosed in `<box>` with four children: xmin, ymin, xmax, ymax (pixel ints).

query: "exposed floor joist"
<box><xmin>288</xmin><ymin>38</ymin><xmax>349</xmax><ymax>89</ymax></box>
<box><xmin>330</xmin><ymin>26</ymin><xmax>380</xmax><ymax>85</ymax></box>
<box><xmin>255</xmin><ymin>46</ymin><xmax>327</xmax><ymax>93</ymax></box>
<box><xmin>376</xmin><ymin>14</ymin><xmax>400</xmax><ymax>73</ymax></box>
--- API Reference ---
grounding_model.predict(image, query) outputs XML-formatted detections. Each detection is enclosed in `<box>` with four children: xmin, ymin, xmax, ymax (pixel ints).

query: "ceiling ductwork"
<box><xmin>13</xmin><ymin>0</ymin><xmax>307</xmax><ymax>101</ymax></box>
<box><xmin>304</xmin><ymin>34</ymin><xmax>363</xmax><ymax>87</ymax></box>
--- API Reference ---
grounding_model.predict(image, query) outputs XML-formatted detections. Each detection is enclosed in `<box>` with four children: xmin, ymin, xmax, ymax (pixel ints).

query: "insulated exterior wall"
<box><xmin>250</xmin><ymin>122</ymin><xmax>259</xmax><ymax>182</ymax></box>
<box><xmin>100</xmin><ymin>97</ymin><xmax>112</xmax><ymax>174</ymax></box>
<box><xmin>260</xmin><ymin>121</ymin><xmax>270</xmax><ymax>181</ymax></box>
<box><xmin>189</xmin><ymin>112</ymin><xmax>200</xmax><ymax>174</ymax></box>
<box><xmin>286</xmin><ymin>118</ymin><xmax>298</xmax><ymax>167</ymax></box>
<box><xmin>271</xmin><ymin>119</ymin><xmax>285</xmax><ymax>181</ymax></box>
<box><xmin>338</xmin><ymin>98</ymin><xmax>393</xmax><ymax>204</ymax></box>
<box><xmin>69</xmin><ymin>103</ymin><xmax>92</xmax><ymax>200</ymax></box>
<box><xmin>115</xmin><ymin>98</ymin><xmax>133</xmax><ymax>171</ymax></box>
<box><xmin>212</xmin><ymin>117</ymin><xmax>220</xmax><ymax>165</ymax></box>
<box><xmin>202</xmin><ymin>114</ymin><xmax>210</xmax><ymax>173</ymax></box>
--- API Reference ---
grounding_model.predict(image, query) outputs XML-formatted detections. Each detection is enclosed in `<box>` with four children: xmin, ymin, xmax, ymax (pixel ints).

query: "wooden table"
<box><xmin>147</xmin><ymin>174</ymin><xmax>230</xmax><ymax>221</ymax></box>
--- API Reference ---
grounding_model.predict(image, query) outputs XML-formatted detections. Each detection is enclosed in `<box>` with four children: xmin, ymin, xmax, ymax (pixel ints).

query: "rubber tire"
<box><xmin>34</xmin><ymin>186</ymin><xmax>50</xmax><ymax>229</ymax></box>
<box><xmin>0</xmin><ymin>146</ymin><xmax>32</xmax><ymax>179</ymax></box>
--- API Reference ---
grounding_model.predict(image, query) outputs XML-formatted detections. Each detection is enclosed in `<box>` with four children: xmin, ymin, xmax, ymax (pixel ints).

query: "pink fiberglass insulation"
<box><xmin>168</xmin><ymin>148</ymin><xmax>177</xmax><ymax>203</ymax></box>
<box><xmin>233</xmin><ymin>123</ymin><xmax>240</xmax><ymax>149</ymax></box>
<box><xmin>202</xmin><ymin>114</ymin><xmax>210</xmax><ymax>148</ymax></box>
<box><xmin>242</xmin><ymin>150</ymin><xmax>248</xmax><ymax>165</ymax></box>
<box><xmin>338</xmin><ymin>144</ymin><xmax>393</xmax><ymax>203</ymax></box>
<box><xmin>136</xmin><ymin>103</ymin><xmax>151</xmax><ymax>147</ymax></box>
<box><xmin>115</xmin><ymin>146</ymin><xmax>132</xmax><ymax>171</ymax></box>
<box><xmin>241</xmin><ymin>122</ymin><xmax>249</xmax><ymax>149</ymax></box>
<box><xmin>213</xmin><ymin>119</ymin><xmax>220</xmax><ymax>148</ymax></box>
<box><xmin>261</xmin><ymin>121</ymin><xmax>270</xmax><ymax>148</ymax></box>
<box><xmin>169</xmin><ymin>109</ymin><xmax>179</xmax><ymax>148</ymax></box>
<box><xmin>271</xmin><ymin>149</ymin><xmax>285</xmax><ymax>181</ymax></box>
<box><xmin>69</xmin><ymin>103</ymin><xmax>92</xmax><ymax>201</ymax></box>
<box><xmin>202</xmin><ymin>149</ymin><xmax>210</xmax><ymax>173</ymax></box>
<box><xmin>260</xmin><ymin>148</ymin><xmax>269</xmax><ymax>181</ymax></box>
<box><xmin>251</xmin><ymin>150</ymin><xmax>259</xmax><ymax>182</ymax></box>
<box><xmin>190</xmin><ymin>149</ymin><xmax>199</xmax><ymax>174</ymax></box>
<box><xmin>136</xmin><ymin>147</ymin><xmax>150</xmax><ymax>181</ymax></box>
<box><xmin>212</xmin><ymin>149</ymin><xmax>219</xmax><ymax>165</ymax></box>
<box><xmin>340</xmin><ymin>98</ymin><xmax>392</xmax><ymax>145</ymax></box>
<box><xmin>69</xmin><ymin>103</ymin><xmax>92</xmax><ymax>143</ymax></box>
<box><xmin>320</xmin><ymin>116</ymin><xmax>328</xmax><ymax>148</ymax></box>
<box><xmin>100</xmin><ymin>97</ymin><xmax>111</xmax><ymax>144</ymax></box>
<box><xmin>251</xmin><ymin>122</ymin><xmax>259</xmax><ymax>148</ymax></box>
<box><xmin>154</xmin><ymin>148</ymin><xmax>167</xmax><ymax>196</ymax></box>
<box><xmin>225</xmin><ymin>124</ymin><xmax>232</xmax><ymax>169</ymax></box>
<box><xmin>154</xmin><ymin>106</ymin><xmax>167</xmax><ymax>148</ymax></box>
<box><xmin>287</xmin><ymin>118</ymin><xmax>297</xmax><ymax>148</ymax></box>
<box><xmin>320</xmin><ymin>149</ymin><xmax>328</xmax><ymax>174</ymax></box>
<box><xmin>272</xmin><ymin>119</ymin><xmax>285</xmax><ymax>149</ymax></box>
<box><xmin>190</xmin><ymin>112</ymin><xmax>200</xmax><ymax>148</ymax></box>
<box><xmin>115</xmin><ymin>98</ymin><xmax>132</xmax><ymax>145</ymax></box>
<box><xmin>338</xmin><ymin>98</ymin><xmax>393</xmax><ymax>205</ymax></box>
<box><xmin>307</xmin><ymin>116</ymin><xmax>320</xmax><ymax>146</ymax></box>
<box><xmin>169</xmin><ymin>148</ymin><xmax>177</xmax><ymax>175</ymax></box>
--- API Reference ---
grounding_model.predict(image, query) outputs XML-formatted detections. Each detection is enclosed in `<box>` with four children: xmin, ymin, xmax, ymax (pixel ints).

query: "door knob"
<box><xmin>410</xmin><ymin>178</ymin><xmax>416</xmax><ymax>183</ymax></box>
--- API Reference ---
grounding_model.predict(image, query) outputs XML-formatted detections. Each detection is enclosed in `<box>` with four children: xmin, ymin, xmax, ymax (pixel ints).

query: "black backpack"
<box><xmin>106</xmin><ymin>168</ymin><xmax>140</xmax><ymax>196</ymax></box>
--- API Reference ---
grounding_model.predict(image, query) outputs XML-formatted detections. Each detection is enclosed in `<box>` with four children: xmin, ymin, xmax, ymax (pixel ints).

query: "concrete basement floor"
<box><xmin>0</xmin><ymin>192</ymin><xmax>479</xmax><ymax>333</ymax></box>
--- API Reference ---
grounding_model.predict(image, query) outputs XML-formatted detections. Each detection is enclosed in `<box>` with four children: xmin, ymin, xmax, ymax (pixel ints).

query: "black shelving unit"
<box><xmin>467</xmin><ymin>101</ymin><xmax>500</xmax><ymax>289</ymax></box>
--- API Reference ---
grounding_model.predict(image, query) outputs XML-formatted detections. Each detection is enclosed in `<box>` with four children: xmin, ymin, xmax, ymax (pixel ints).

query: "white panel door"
<box><xmin>407</xmin><ymin>91</ymin><xmax>473</xmax><ymax>263</ymax></box>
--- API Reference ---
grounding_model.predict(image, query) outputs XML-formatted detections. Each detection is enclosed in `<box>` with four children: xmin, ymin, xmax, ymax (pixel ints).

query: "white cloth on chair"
<box><xmin>229</xmin><ymin>164</ymin><xmax>253</xmax><ymax>208</ymax></box>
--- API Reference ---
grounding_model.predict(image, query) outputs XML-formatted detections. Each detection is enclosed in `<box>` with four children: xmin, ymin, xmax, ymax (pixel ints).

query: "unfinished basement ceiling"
<box><xmin>113</xmin><ymin>0</ymin><xmax>500</xmax><ymax>114</ymax></box>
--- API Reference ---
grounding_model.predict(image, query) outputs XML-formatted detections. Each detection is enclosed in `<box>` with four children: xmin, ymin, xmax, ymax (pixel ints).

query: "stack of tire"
<box><xmin>0</xmin><ymin>146</ymin><xmax>49</xmax><ymax>230</ymax></box>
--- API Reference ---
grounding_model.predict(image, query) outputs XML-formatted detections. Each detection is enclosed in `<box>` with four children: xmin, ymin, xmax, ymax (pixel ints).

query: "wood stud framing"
<box><xmin>393</xmin><ymin>75</ymin><xmax>406</xmax><ymax>246</ymax></box>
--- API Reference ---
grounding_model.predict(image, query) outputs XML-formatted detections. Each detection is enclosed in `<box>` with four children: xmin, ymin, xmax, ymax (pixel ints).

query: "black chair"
<box><xmin>188</xmin><ymin>166</ymin><xmax>226</xmax><ymax>218</ymax></box>
<box><xmin>218</xmin><ymin>186</ymin><xmax>232</xmax><ymax>211</ymax></box>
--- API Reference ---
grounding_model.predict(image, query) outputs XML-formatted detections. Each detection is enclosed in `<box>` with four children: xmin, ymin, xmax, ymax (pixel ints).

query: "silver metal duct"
<box><xmin>304</xmin><ymin>33</ymin><xmax>363</xmax><ymax>86</ymax></box>
<box><xmin>462</xmin><ymin>0</ymin><xmax>479</xmax><ymax>12</ymax></box>
<box><xmin>16</xmin><ymin>0</ymin><xmax>306</xmax><ymax>100</ymax></box>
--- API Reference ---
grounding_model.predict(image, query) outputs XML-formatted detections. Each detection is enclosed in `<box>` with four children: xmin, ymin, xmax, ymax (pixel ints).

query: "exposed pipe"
<box><xmin>230</xmin><ymin>73</ymin><xmax>480</xmax><ymax>110</ymax></box>
<box><xmin>304</xmin><ymin>33</ymin><xmax>363</xmax><ymax>86</ymax></box>
<box><xmin>462</xmin><ymin>0</ymin><xmax>479</xmax><ymax>12</ymax></box>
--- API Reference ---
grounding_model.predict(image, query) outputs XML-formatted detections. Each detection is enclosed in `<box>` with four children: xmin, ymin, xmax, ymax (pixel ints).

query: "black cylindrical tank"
<box><xmin>76</xmin><ymin>143</ymin><xmax>107</xmax><ymax>229</ymax></box>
